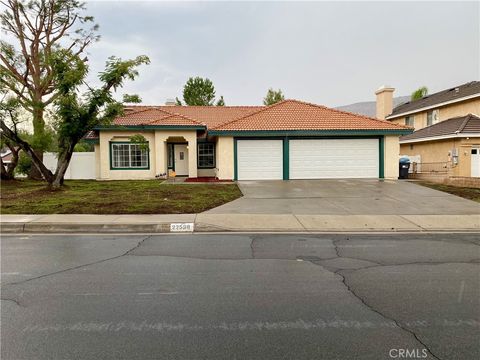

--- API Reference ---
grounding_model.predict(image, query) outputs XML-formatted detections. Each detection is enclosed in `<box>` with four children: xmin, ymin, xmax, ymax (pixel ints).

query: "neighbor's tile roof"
<box><xmin>400</xmin><ymin>114</ymin><xmax>480</xmax><ymax>142</ymax></box>
<box><xmin>121</xmin><ymin>105</ymin><xmax>263</xmax><ymax>127</ymax></box>
<box><xmin>388</xmin><ymin>81</ymin><xmax>480</xmax><ymax>118</ymax></box>
<box><xmin>212</xmin><ymin>99</ymin><xmax>411</xmax><ymax>131</ymax></box>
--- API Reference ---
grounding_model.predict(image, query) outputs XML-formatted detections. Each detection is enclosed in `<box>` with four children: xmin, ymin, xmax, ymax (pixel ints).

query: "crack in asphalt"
<box><xmin>336</xmin><ymin>266</ymin><xmax>442</xmax><ymax>360</ymax></box>
<box><xmin>304</xmin><ymin>238</ymin><xmax>444</xmax><ymax>360</ymax></box>
<box><xmin>0</xmin><ymin>298</ymin><xmax>24</xmax><ymax>307</ymax></box>
<box><xmin>249</xmin><ymin>236</ymin><xmax>256</xmax><ymax>259</ymax></box>
<box><xmin>3</xmin><ymin>234</ymin><xmax>478</xmax><ymax>360</ymax></box>
<box><xmin>3</xmin><ymin>235</ymin><xmax>152</xmax><ymax>287</ymax></box>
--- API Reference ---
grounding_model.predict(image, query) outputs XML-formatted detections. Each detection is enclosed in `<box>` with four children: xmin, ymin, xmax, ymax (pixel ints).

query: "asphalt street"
<box><xmin>1</xmin><ymin>233</ymin><xmax>479</xmax><ymax>360</ymax></box>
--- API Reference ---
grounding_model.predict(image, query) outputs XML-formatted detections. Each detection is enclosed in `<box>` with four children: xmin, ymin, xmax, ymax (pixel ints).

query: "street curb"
<box><xmin>2</xmin><ymin>221</ymin><xmax>479</xmax><ymax>234</ymax></box>
<box><xmin>2</xmin><ymin>223</ymin><xmax>172</xmax><ymax>233</ymax></box>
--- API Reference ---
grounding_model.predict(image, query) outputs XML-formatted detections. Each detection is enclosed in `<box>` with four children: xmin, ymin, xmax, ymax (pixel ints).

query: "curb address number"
<box><xmin>170</xmin><ymin>223</ymin><xmax>194</xmax><ymax>232</ymax></box>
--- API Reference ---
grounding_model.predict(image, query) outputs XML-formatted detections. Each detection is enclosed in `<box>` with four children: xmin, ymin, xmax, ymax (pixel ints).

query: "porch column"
<box><xmin>187</xmin><ymin>135</ymin><xmax>197</xmax><ymax>178</ymax></box>
<box><xmin>155</xmin><ymin>132</ymin><xmax>167</xmax><ymax>176</ymax></box>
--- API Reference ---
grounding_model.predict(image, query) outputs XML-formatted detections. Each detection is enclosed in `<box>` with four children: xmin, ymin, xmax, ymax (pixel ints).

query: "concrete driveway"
<box><xmin>206</xmin><ymin>179</ymin><xmax>480</xmax><ymax>215</ymax></box>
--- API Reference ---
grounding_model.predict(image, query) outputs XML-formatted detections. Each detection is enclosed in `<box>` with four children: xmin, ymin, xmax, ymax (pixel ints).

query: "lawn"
<box><xmin>0</xmin><ymin>179</ymin><xmax>243</xmax><ymax>214</ymax></box>
<box><xmin>415</xmin><ymin>181</ymin><xmax>480</xmax><ymax>203</ymax></box>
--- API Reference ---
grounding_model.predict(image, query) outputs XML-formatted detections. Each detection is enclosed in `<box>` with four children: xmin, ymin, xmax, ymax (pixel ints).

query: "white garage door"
<box><xmin>237</xmin><ymin>140</ymin><xmax>283</xmax><ymax>180</ymax></box>
<box><xmin>290</xmin><ymin>139</ymin><xmax>379</xmax><ymax>179</ymax></box>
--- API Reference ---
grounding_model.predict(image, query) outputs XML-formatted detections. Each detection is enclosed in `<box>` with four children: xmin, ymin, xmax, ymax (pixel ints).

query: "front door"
<box><xmin>471</xmin><ymin>148</ymin><xmax>480</xmax><ymax>177</ymax></box>
<box><xmin>174</xmin><ymin>144</ymin><xmax>188</xmax><ymax>176</ymax></box>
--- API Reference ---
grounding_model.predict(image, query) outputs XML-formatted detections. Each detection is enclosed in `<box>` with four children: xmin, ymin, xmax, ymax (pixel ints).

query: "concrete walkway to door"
<box><xmin>205</xmin><ymin>179</ymin><xmax>480</xmax><ymax>215</ymax></box>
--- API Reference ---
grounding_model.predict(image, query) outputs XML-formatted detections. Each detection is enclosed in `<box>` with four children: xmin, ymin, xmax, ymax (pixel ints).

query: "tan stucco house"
<box><xmin>376</xmin><ymin>81</ymin><xmax>480</xmax><ymax>130</ymax></box>
<box><xmin>399</xmin><ymin>114</ymin><xmax>480</xmax><ymax>178</ymax></box>
<box><xmin>87</xmin><ymin>99</ymin><xmax>412</xmax><ymax>181</ymax></box>
<box><xmin>375</xmin><ymin>81</ymin><xmax>480</xmax><ymax>180</ymax></box>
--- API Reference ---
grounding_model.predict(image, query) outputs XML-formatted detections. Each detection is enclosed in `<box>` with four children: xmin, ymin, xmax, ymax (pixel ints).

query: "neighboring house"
<box><xmin>376</xmin><ymin>81</ymin><xmax>480</xmax><ymax>130</ymax></box>
<box><xmin>1</xmin><ymin>149</ymin><xmax>14</xmax><ymax>164</ymax></box>
<box><xmin>375</xmin><ymin>81</ymin><xmax>480</xmax><ymax>182</ymax></box>
<box><xmin>399</xmin><ymin>114</ymin><xmax>480</xmax><ymax>178</ymax></box>
<box><xmin>87</xmin><ymin>99</ymin><xmax>411</xmax><ymax>181</ymax></box>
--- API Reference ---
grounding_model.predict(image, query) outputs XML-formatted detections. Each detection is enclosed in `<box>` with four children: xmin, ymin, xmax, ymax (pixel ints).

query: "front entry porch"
<box><xmin>155</xmin><ymin>133</ymin><xmax>198</xmax><ymax>178</ymax></box>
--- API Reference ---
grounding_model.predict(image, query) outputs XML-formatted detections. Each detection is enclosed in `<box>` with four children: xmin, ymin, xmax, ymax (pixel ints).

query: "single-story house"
<box><xmin>399</xmin><ymin>114</ymin><xmax>480</xmax><ymax>178</ymax></box>
<box><xmin>87</xmin><ymin>99</ymin><xmax>412</xmax><ymax>181</ymax></box>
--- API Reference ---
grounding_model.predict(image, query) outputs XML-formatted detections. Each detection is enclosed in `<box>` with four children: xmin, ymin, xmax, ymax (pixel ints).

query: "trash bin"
<box><xmin>399</xmin><ymin>157</ymin><xmax>410</xmax><ymax>179</ymax></box>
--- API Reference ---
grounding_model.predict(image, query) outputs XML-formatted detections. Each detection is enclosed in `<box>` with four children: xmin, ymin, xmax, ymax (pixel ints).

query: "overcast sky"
<box><xmin>85</xmin><ymin>1</ymin><xmax>479</xmax><ymax>107</ymax></box>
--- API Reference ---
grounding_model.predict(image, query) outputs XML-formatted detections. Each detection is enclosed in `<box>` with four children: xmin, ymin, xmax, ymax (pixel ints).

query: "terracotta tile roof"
<box><xmin>121</xmin><ymin>105</ymin><xmax>262</xmax><ymax>127</ymax></box>
<box><xmin>400</xmin><ymin>114</ymin><xmax>480</xmax><ymax>142</ymax></box>
<box><xmin>388</xmin><ymin>81</ymin><xmax>480</xmax><ymax>118</ymax></box>
<box><xmin>113</xmin><ymin>108</ymin><xmax>202</xmax><ymax>126</ymax></box>
<box><xmin>212</xmin><ymin>99</ymin><xmax>412</xmax><ymax>131</ymax></box>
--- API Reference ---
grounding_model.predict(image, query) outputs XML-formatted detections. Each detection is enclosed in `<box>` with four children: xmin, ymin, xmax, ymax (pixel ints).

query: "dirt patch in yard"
<box><xmin>414</xmin><ymin>181</ymin><xmax>480</xmax><ymax>203</ymax></box>
<box><xmin>0</xmin><ymin>179</ymin><xmax>243</xmax><ymax>214</ymax></box>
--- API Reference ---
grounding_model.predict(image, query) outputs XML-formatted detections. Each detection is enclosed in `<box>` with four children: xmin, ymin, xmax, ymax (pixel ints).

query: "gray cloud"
<box><xmin>85</xmin><ymin>1</ymin><xmax>479</xmax><ymax>106</ymax></box>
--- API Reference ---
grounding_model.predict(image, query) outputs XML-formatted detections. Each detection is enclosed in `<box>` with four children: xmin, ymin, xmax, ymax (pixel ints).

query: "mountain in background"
<box><xmin>335</xmin><ymin>96</ymin><xmax>410</xmax><ymax>117</ymax></box>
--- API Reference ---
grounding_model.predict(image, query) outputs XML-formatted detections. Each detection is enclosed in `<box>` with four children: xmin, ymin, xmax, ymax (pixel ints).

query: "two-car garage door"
<box><xmin>236</xmin><ymin>139</ymin><xmax>379</xmax><ymax>180</ymax></box>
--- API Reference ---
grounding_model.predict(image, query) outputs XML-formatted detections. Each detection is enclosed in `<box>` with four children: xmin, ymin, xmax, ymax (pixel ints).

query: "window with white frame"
<box><xmin>197</xmin><ymin>143</ymin><xmax>215</xmax><ymax>168</ymax></box>
<box><xmin>405</xmin><ymin>115</ymin><xmax>415</xmax><ymax>127</ymax></box>
<box><xmin>111</xmin><ymin>142</ymin><xmax>149</xmax><ymax>169</ymax></box>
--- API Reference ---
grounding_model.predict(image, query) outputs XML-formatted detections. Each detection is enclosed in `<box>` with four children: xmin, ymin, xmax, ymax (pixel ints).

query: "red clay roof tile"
<box><xmin>113</xmin><ymin>100</ymin><xmax>411</xmax><ymax>131</ymax></box>
<box><xmin>212</xmin><ymin>100</ymin><xmax>412</xmax><ymax>131</ymax></box>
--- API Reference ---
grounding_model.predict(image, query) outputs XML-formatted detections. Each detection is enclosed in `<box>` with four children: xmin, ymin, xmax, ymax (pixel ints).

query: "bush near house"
<box><xmin>0</xmin><ymin>180</ymin><xmax>242</xmax><ymax>214</ymax></box>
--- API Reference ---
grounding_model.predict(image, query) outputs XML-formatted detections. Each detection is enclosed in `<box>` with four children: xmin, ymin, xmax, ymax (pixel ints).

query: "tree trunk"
<box><xmin>28</xmin><ymin>105</ymin><xmax>46</xmax><ymax>180</ymax></box>
<box><xmin>0</xmin><ymin>156</ymin><xmax>11</xmax><ymax>180</ymax></box>
<box><xmin>50</xmin><ymin>144</ymin><xmax>75</xmax><ymax>189</ymax></box>
<box><xmin>0</xmin><ymin>121</ymin><xmax>55</xmax><ymax>183</ymax></box>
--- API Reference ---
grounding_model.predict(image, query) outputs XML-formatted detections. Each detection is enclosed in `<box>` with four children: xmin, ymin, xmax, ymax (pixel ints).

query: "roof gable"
<box><xmin>212</xmin><ymin>99</ymin><xmax>411</xmax><ymax>131</ymax></box>
<box><xmin>113</xmin><ymin>108</ymin><xmax>202</xmax><ymax>126</ymax></box>
<box><xmin>121</xmin><ymin>105</ymin><xmax>263</xmax><ymax>127</ymax></box>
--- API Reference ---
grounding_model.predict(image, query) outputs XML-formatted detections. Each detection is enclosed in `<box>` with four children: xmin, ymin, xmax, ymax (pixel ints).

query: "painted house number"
<box><xmin>170</xmin><ymin>223</ymin><xmax>194</xmax><ymax>232</ymax></box>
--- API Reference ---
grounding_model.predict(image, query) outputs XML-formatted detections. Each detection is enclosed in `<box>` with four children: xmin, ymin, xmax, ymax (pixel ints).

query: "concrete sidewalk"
<box><xmin>1</xmin><ymin>213</ymin><xmax>479</xmax><ymax>233</ymax></box>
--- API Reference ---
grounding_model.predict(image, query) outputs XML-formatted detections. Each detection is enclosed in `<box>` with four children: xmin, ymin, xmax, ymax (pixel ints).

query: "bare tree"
<box><xmin>0</xmin><ymin>0</ymin><xmax>98</xmax><ymax>178</ymax></box>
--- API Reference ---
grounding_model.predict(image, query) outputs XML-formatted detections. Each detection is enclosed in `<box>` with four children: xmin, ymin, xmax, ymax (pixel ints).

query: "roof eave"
<box><xmin>209</xmin><ymin>129</ymin><xmax>413</xmax><ymax>136</ymax></box>
<box><xmin>386</xmin><ymin>93</ymin><xmax>480</xmax><ymax>120</ymax></box>
<box><xmin>400</xmin><ymin>132</ymin><xmax>480</xmax><ymax>144</ymax></box>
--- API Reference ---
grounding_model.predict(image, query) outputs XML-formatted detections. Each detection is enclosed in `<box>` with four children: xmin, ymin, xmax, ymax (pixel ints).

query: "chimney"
<box><xmin>375</xmin><ymin>85</ymin><xmax>395</xmax><ymax>120</ymax></box>
<box><xmin>165</xmin><ymin>98</ymin><xmax>176</xmax><ymax>106</ymax></box>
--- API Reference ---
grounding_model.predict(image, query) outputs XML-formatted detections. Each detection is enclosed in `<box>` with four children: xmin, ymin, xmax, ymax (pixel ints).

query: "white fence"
<box><xmin>44</xmin><ymin>152</ymin><xmax>96</xmax><ymax>179</ymax></box>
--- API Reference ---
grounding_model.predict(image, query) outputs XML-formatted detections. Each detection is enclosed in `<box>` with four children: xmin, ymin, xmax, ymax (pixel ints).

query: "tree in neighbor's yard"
<box><xmin>411</xmin><ymin>86</ymin><xmax>428</xmax><ymax>101</ymax></box>
<box><xmin>263</xmin><ymin>88</ymin><xmax>285</xmax><ymax>105</ymax></box>
<box><xmin>0</xmin><ymin>0</ymin><xmax>99</xmax><ymax>179</ymax></box>
<box><xmin>1</xmin><ymin>52</ymin><xmax>150</xmax><ymax>188</ymax></box>
<box><xmin>176</xmin><ymin>76</ymin><xmax>225</xmax><ymax>106</ymax></box>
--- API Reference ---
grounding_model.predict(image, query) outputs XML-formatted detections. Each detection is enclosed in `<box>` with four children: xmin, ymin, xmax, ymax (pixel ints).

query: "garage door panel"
<box><xmin>237</xmin><ymin>140</ymin><xmax>283</xmax><ymax>180</ymax></box>
<box><xmin>290</xmin><ymin>139</ymin><xmax>379</xmax><ymax>179</ymax></box>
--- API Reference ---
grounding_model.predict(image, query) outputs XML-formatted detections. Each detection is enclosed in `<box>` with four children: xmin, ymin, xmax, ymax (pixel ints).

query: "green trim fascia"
<box><xmin>96</xmin><ymin>125</ymin><xmax>205</xmax><ymax>131</ymax></box>
<box><xmin>84</xmin><ymin>138</ymin><xmax>99</xmax><ymax>144</ymax></box>
<box><xmin>233</xmin><ymin>139</ymin><xmax>238</xmax><ymax>181</ymax></box>
<box><xmin>379</xmin><ymin>136</ymin><xmax>385</xmax><ymax>179</ymax></box>
<box><xmin>109</xmin><ymin>141</ymin><xmax>150</xmax><ymax>170</ymax></box>
<box><xmin>209</xmin><ymin>129</ymin><xmax>413</xmax><ymax>137</ymax></box>
<box><xmin>283</xmin><ymin>137</ymin><xmax>289</xmax><ymax>180</ymax></box>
